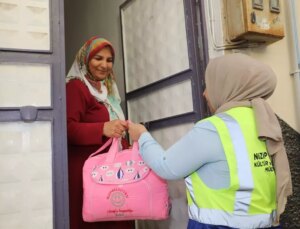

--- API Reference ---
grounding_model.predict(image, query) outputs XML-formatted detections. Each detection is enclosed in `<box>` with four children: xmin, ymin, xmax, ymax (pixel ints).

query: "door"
<box><xmin>120</xmin><ymin>0</ymin><xmax>208</xmax><ymax>228</ymax></box>
<box><xmin>0</xmin><ymin>0</ymin><xmax>68</xmax><ymax>228</ymax></box>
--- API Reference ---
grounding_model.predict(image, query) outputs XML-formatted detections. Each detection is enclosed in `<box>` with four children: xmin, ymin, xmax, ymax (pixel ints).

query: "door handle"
<box><xmin>20</xmin><ymin>106</ymin><xmax>38</xmax><ymax>122</ymax></box>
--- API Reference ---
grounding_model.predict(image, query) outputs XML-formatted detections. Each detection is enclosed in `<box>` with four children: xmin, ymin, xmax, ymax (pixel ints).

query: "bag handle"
<box><xmin>105</xmin><ymin>137</ymin><xmax>140</xmax><ymax>163</ymax></box>
<box><xmin>88</xmin><ymin>137</ymin><xmax>140</xmax><ymax>162</ymax></box>
<box><xmin>88</xmin><ymin>138</ymin><xmax>113</xmax><ymax>158</ymax></box>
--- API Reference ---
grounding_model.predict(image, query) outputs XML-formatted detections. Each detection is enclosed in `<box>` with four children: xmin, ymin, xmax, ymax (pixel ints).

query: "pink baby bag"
<box><xmin>82</xmin><ymin>137</ymin><xmax>170</xmax><ymax>222</ymax></box>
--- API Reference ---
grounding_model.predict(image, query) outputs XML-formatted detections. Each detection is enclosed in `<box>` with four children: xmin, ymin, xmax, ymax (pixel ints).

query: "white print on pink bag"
<box><xmin>91</xmin><ymin>160</ymin><xmax>150</xmax><ymax>184</ymax></box>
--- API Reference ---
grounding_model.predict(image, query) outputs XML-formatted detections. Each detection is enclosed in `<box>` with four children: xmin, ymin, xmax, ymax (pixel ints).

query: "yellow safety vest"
<box><xmin>186</xmin><ymin>107</ymin><xmax>276</xmax><ymax>228</ymax></box>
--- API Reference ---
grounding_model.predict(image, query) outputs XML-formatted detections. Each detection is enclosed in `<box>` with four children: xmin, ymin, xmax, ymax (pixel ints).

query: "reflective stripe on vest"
<box><xmin>186</xmin><ymin>107</ymin><xmax>276</xmax><ymax>228</ymax></box>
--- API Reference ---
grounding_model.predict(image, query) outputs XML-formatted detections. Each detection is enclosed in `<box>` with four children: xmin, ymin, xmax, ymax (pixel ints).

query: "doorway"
<box><xmin>64</xmin><ymin>0</ymin><xmax>208</xmax><ymax>228</ymax></box>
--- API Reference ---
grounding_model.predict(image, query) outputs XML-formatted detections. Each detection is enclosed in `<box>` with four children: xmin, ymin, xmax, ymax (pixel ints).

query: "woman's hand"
<box><xmin>103</xmin><ymin>120</ymin><xmax>128</xmax><ymax>138</ymax></box>
<box><xmin>128</xmin><ymin>123</ymin><xmax>147</xmax><ymax>141</ymax></box>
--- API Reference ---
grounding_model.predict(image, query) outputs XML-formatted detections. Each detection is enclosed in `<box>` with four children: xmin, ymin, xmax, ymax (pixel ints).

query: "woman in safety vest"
<box><xmin>128</xmin><ymin>53</ymin><xmax>292</xmax><ymax>229</ymax></box>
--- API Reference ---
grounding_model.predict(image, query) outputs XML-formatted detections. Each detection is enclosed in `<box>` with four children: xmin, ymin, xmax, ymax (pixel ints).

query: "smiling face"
<box><xmin>88</xmin><ymin>46</ymin><xmax>113</xmax><ymax>81</ymax></box>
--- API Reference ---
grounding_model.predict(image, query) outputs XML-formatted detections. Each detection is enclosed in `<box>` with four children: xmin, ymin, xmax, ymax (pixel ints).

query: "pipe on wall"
<box><xmin>287</xmin><ymin>0</ymin><xmax>300</xmax><ymax>131</ymax></box>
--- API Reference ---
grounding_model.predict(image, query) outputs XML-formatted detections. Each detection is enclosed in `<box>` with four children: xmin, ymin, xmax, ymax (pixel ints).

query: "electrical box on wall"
<box><xmin>226</xmin><ymin>0</ymin><xmax>284</xmax><ymax>43</ymax></box>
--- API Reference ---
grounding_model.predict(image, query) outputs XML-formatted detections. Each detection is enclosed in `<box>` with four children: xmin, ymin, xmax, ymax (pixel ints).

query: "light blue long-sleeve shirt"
<box><xmin>138</xmin><ymin>121</ymin><xmax>230</xmax><ymax>189</ymax></box>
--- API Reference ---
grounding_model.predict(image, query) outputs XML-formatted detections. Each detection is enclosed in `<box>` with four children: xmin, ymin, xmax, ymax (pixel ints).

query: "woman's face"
<box><xmin>88</xmin><ymin>47</ymin><xmax>113</xmax><ymax>81</ymax></box>
<box><xmin>203</xmin><ymin>89</ymin><xmax>216</xmax><ymax>113</ymax></box>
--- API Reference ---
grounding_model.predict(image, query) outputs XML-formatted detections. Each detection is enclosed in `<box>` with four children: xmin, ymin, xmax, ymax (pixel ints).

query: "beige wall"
<box><xmin>242</xmin><ymin>1</ymin><xmax>300</xmax><ymax>133</ymax></box>
<box><xmin>297</xmin><ymin>0</ymin><xmax>300</xmax><ymax>33</ymax></box>
<box><xmin>207</xmin><ymin>0</ymin><xmax>300</xmax><ymax>133</ymax></box>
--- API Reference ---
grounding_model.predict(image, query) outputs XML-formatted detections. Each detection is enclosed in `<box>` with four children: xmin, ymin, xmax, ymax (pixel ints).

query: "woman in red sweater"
<box><xmin>66</xmin><ymin>36</ymin><xmax>134</xmax><ymax>229</ymax></box>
